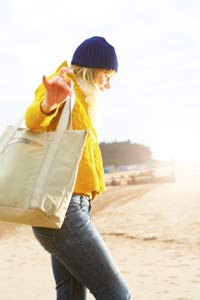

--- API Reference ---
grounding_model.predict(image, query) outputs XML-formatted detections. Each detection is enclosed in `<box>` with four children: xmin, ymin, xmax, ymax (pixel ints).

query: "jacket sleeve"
<box><xmin>25</xmin><ymin>87</ymin><xmax>59</xmax><ymax>131</ymax></box>
<box><xmin>25</xmin><ymin>61</ymin><xmax>68</xmax><ymax>131</ymax></box>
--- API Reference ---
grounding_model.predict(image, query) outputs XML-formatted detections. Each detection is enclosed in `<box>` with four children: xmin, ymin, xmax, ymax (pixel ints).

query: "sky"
<box><xmin>1</xmin><ymin>0</ymin><xmax>200</xmax><ymax>164</ymax></box>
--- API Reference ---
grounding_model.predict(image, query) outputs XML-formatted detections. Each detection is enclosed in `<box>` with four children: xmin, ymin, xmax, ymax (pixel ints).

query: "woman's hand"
<box><xmin>41</xmin><ymin>67</ymin><xmax>74</xmax><ymax>114</ymax></box>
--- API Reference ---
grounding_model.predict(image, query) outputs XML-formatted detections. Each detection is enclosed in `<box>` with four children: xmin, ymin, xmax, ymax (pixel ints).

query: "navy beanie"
<box><xmin>71</xmin><ymin>36</ymin><xmax>118</xmax><ymax>72</ymax></box>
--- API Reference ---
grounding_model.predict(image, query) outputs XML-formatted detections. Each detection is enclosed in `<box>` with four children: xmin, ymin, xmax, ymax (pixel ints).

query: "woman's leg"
<box><xmin>51</xmin><ymin>255</ymin><xmax>87</xmax><ymax>300</ymax></box>
<box><xmin>33</xmin><ymin>195</ymin><xmax>131</xmax><ymax>300</ymax></box>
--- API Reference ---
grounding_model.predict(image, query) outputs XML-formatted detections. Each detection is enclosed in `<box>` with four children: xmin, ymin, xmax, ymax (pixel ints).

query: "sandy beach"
<box><xmin>1</xmin><ymin>175</ymin><xmax>200</xmax><ymax>300</ymax></box>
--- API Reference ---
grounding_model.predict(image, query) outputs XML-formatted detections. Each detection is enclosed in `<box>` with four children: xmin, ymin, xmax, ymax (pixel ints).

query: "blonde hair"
<box><xmin>71</xmin><ymin>64</ymin><xmax>115</xmax><ymax>94</ymax></box>
<box><xmin>71</xmin><ymin>64</ymin><xmax>115</xmax><ymax>133</ymax></box>
<box><xmin>71</xmin><ymin>65</ymin><xmax>97</xmax><ymax>92</ymax></box>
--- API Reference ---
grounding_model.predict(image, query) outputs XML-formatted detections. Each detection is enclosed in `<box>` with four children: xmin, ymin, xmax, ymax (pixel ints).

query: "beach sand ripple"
<box><xmin>1</xmin><ymin>177</ymin><xmax>200</xmax><ymax>299</ymax></box>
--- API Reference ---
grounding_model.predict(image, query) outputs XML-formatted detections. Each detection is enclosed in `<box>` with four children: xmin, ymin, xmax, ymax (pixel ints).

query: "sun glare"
<box><xmin>154</xmin><ymin>128</ymin><xmax>200</xmax><ymax>164</ymax></box>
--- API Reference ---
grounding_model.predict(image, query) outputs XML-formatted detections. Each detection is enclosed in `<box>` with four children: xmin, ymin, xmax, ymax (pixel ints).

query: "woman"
<box><xmin>25</xmin><ymin>36</ymin><xmax>131</xmax><ymax>300</ymax></box>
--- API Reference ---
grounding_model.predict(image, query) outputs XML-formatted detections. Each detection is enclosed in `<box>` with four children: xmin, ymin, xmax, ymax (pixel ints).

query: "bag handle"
<box><xmin>55</xmin><ymin>95</ymin><xmax>74</xmax><ymax>133</ymax></box>
<box><xmin>0</xmin><ymin>95</ymin><xmax>75</xmax><ymax>154</ymax></box>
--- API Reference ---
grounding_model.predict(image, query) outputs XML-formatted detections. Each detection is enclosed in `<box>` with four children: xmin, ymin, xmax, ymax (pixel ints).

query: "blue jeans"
<box><xmin>32</xmin><ymin>194</ymin><xmax>131</xmax><ymax>300</ymax></box>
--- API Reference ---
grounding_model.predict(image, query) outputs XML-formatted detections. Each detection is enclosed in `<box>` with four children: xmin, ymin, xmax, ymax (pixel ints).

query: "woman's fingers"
<box><xmin>42</xmin><ymin>75</ymin><xmax>49</xmax><ymax>89</ymax></box>
<box><xmin>59</xmin><ymin>67</ymin><xmax>73</xmax><ymax>78</ymax></box>
<box><xmin>42</xmin><ymin>74</ymin><xmax>74</xmax><ymax>105</ymax></box>
<box><xmin>43</xmin><ymin>75</ymin><xmax>71</xmax><ymax>92</ymax></box>
<box><xmin>43</xmin><ymin>66</ymin><xmax>74</xmax><ymax>94</ymax></box>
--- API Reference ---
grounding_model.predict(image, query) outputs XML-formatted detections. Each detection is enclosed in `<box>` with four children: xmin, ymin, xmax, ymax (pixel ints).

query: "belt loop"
<box><xmin>89</xmin><ymin>200</ymin><xmax>92</xmax><ymax>212</ymax></box>
<box><xmin>80</xmin><ymin>195</ymin><xmax>83</xmax><ymax>208</ymax></box>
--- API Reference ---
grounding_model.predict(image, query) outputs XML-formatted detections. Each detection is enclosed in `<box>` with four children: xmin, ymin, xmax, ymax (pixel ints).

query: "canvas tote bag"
<box><xmin>0</xmin><ymin>96</ymin><xmax>88</xmax><ymax>228</ymax></box>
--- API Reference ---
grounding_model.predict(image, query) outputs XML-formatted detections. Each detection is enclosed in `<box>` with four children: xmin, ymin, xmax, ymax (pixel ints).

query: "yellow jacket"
<box><xmin>25</xmin><ymin>61</ymin><xmax>105</xmax><ymax>200</ymax></box>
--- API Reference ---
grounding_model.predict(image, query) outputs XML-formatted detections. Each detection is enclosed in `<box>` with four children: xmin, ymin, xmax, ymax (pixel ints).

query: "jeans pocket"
<box><xmin>33</xmin><ymin>228</ymin><xmax>58</xmax><ymax>254</ymax></box>
<box><xmin>66</xmin><ymin>202</ymin><xmax>82</xmax><ymax>216</ymax></box>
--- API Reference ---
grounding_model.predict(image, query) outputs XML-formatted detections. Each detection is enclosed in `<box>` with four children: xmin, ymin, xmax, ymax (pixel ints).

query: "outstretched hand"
<box><xmin>41</xmin><ymin>67</ymin><xmax>74</xmax><ymax>114</ymax></box>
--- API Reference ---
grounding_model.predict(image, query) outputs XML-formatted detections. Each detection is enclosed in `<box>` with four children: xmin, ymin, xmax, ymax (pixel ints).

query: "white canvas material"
<box><xmin>0</xmin><ymin>96</ymin><xmax>88</xmax><ymax>228</ymax></box>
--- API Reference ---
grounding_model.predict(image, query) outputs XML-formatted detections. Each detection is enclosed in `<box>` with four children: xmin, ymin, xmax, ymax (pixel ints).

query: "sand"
<box><xmin>0</xmin><ymin>176</ymin><xmax>200</xmax><ymax>300</ymax></box>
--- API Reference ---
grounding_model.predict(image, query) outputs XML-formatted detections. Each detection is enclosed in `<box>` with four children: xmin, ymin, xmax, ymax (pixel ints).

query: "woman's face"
<box><xmin>94</xmin><ymin>69</ymin><xmax>114</xmax><ymax>92</ymax></box>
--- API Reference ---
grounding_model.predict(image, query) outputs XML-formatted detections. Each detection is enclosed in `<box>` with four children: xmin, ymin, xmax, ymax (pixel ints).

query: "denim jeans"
<box><xmin>32</xmin><ymin>194</ymin><xmax>131</xmax><ymax>300</ymax></box>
